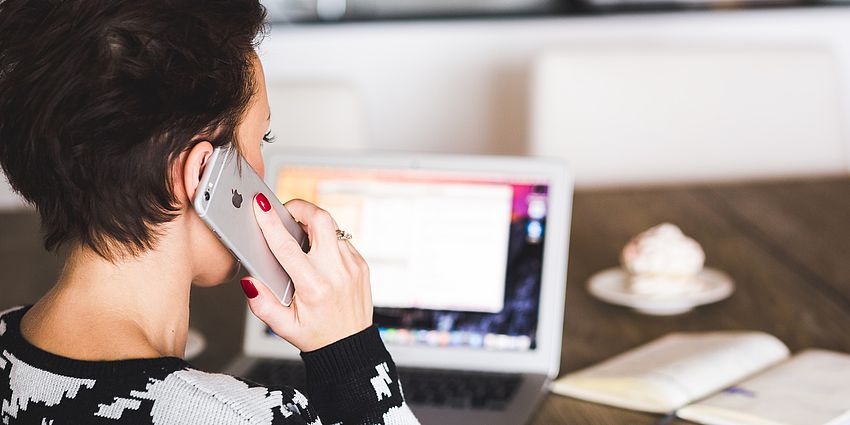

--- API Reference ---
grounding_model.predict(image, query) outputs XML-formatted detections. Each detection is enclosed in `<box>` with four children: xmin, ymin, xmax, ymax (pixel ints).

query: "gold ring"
<box><xmin>336</xmin><ymin>229</ymin><xmax>352</xmax><ymax>241</ymax></box>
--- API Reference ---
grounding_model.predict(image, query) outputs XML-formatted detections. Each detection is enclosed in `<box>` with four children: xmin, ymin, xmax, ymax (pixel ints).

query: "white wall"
<box><xmin>258</xmin><ymin>7</ymin><xmax>850</xmax><ymax>168</ymax></box>
<box><xmin>3</xmin><ymin>8</ymin><xmax>850</xmax><ymax>208</ymax></box>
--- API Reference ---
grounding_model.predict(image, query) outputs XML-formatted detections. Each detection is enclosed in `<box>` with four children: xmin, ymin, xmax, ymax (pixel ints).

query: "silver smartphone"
<box><xmin>192</xmin><ymin>145</ymin><xmax>309</xmax><ymax>306</ymax></box>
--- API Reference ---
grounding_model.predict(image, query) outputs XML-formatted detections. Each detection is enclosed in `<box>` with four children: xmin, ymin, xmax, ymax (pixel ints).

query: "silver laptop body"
<box><xmin>226</xmin><ymin>152</ymin><xmax>572</xmax><ymax>425</ymax></box>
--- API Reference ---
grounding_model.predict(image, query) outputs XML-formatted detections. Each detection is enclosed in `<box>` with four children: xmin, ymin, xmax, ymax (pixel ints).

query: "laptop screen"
<box><xmin>273</xmin><ymin>166</ymin><xmax>548</xmax><ymax>352</ymax></box>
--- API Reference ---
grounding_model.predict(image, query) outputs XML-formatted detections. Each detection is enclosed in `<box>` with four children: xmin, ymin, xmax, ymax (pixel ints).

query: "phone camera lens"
<box><xmin>204</xmin><ymin>191</ymin><xmax>210</xmax><ymax>201</ymax></box>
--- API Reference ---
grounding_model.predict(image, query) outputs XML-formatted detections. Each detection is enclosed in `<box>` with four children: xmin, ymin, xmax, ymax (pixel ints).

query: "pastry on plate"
<box><xmin>621</xmin><ymin>223</ymin><xmax>705</xmax><ymax>296</ymax></box>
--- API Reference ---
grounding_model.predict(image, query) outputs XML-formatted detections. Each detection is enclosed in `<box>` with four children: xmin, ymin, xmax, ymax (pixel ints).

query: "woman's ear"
<box><xmin>182</xmin><ymin>141</ymin><xmax>214</xmax><ymax>202</ymax></box>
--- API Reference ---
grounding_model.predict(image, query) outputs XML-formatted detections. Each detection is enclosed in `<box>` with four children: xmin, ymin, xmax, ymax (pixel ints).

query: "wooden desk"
<box><xmin>3</xmin><ymin>177</ymin><xmax>850</xmax><ymax>424</ymax></box>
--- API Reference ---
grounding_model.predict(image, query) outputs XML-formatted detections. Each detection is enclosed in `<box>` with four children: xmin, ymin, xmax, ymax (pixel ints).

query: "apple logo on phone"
<box><xmin>231</xmin><ymin>189</ymin><xmax>243</xmax><ymax>208</ymax></box>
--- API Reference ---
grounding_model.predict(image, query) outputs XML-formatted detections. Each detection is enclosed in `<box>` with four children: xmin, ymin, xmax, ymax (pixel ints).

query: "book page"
<box><xmin>550</xmin><ymin>332</ymin><xmax>790</xmax><ymax>413</ymax></box>
<box><xmin>678</xmin><ymin>349</ymin><xmax>850</xmax><ymax>425</ymax></box>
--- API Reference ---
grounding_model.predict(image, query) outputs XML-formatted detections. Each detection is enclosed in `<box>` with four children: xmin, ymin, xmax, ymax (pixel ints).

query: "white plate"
<box><xmin>587</xmin><ymin>267</ymin><xmax>734</xmax><ymax>315</ymax></box>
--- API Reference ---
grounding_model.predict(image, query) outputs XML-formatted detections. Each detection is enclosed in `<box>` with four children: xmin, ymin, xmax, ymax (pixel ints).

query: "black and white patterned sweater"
<box><xmin>0</xmin><ymin>306</ymin><xmax>420</xmax><ymax>424</ymax></box>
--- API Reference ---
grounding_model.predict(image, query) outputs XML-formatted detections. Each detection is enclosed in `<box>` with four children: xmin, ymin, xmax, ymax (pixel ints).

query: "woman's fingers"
<box><xmin>336</xmin><ymin>240</ymin><xmax>372</xmax><ymax>310</ymax></box>
<box><xmin>342</xmin><ymin>238</ymin><xmax>369</xmax><ymax>268</ymax></box>
<box><xmin>245</xmin><ymin>195</ymin><xmax>374</xmax><ymax>352</ymax></box>
<box><xmin>252</xmin><ymin>194</ymin><xmax>313</xmax><ymax>284</ymax></box>
<box><xmin>283</xmin><ymin>199</ymin><xmax>341</xmax><ymax>250</ymax></box>
<box><xmin>241</xmin><ymin>277</ymin><xmax>296</xmax><ymax>338</ymax></box>
<box><xmin>336</xmin><ymin>241</ymin><xmax>362</xmax><ymax>281</ymax></box>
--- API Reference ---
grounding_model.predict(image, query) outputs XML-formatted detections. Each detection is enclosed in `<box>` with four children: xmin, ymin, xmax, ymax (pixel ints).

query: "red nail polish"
<box><xmin>241</xmin><ymin>279</ymin><xmax>258</xmax><ymax>299</ymax></box>
<box><xmin>256</xmin><ymin>193</ymin><xmax>271</xmax><ymax>212</ymax></box>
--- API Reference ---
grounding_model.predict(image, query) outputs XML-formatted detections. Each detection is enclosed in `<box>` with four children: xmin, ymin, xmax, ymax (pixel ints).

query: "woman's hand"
<box><xmin>240</xmin><ymin>194</ymin><xmax>373</xmax><ymax>352</ymax></box>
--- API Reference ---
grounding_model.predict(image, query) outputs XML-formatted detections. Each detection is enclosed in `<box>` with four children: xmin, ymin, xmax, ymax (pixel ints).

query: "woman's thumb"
<box><xmin>241</xmin><ymin>277</ymin><xmax>295</xmax><ymax>338</ymax></box>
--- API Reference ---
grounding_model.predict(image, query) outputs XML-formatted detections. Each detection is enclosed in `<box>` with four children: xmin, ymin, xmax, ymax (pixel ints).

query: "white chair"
<box><xmin>529</xmin><ymin>45</ymin><xmax>846</xmax><ymax>186</ymax></box>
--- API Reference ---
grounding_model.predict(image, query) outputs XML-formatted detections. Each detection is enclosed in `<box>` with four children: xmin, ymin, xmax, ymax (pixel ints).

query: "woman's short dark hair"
<box><xmin>0</xmin><ymin>0</ymin><xmax>267</xmax><ymax>260</ymax></box>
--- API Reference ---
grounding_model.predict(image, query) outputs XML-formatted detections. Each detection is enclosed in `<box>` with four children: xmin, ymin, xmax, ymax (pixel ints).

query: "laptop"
<box><xmin>226</xmin><ymin>152</ymin><xmax>573</xmax><ymax>425</ymax></box>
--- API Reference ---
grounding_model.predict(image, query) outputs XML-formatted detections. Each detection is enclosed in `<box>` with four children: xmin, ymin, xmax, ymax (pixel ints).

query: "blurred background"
<box><xmin>3</xmin><ymin>6</ymin><xmax>850</xmax><ymax>422</ymax></box>
<box><xmin>1</xmin><ymin>2</ymin><xmax>850</xmax><ymax>206</ymax></box>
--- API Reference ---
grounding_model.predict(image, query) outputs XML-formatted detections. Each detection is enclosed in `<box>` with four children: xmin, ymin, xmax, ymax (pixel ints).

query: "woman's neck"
<box><xmin>20</xmin><ymin>234</ymin><xmax>194</xmax><ymax>360</ymax></box>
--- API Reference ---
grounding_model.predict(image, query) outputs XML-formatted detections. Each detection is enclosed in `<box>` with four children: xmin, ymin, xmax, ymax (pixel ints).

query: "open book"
<box><xmin>550</xmin><ymin>332</ymin><xmax>850</xmax><ymax>425</ymax></box>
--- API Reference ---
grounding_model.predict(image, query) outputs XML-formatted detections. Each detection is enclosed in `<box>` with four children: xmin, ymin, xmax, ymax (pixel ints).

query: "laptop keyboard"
<box><xmin>243</xmin><ymin>360</ymin><xmax>522</xmax><ymax>411</ymax></box>
<box><xmin>398</xmin><ymin>367</ymin><xmax>522</xmax><ymax>410</ymax></box>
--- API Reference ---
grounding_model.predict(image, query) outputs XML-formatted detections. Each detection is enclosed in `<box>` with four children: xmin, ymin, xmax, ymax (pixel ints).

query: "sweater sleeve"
<box><xmin>291</xmin><ymin>325</ymin><xmax>420</xmax><ymax>425</ymax></box>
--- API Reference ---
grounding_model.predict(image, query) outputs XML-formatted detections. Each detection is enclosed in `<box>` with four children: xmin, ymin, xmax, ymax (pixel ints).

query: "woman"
<box><xmin>0</xmin><ymin>1</ymin><xmax>419</xmax><ymax>424</ymax></box>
